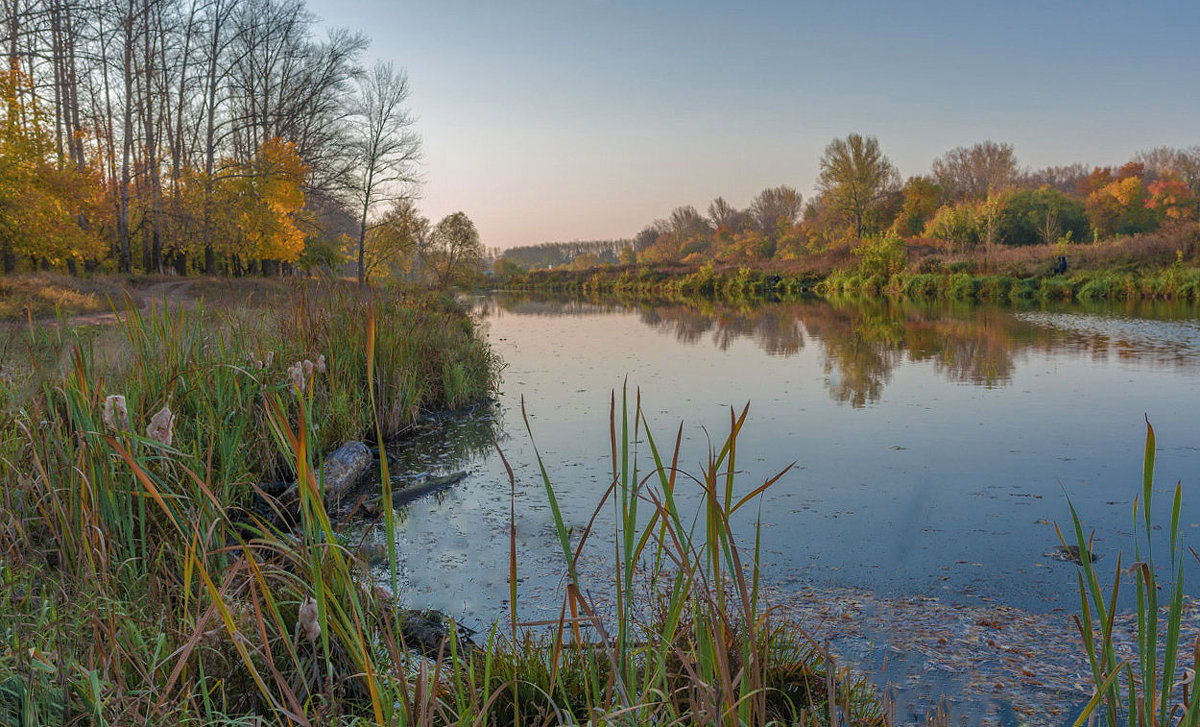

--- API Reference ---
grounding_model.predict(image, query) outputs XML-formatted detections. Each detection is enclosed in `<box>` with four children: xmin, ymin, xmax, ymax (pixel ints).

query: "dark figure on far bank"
<box><xmin>1053</xmin><ymin>256</ymin><xmax>1068</xmax><ymax>275</ymax></box>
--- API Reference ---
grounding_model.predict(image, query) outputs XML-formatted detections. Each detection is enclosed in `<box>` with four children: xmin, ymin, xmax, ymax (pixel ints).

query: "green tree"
<box><xmin>816</xmin><ymin>133</ymin><xmax>900</xmax><ymax>240</ymax></box>
<box><xmin>492</xmin><ymin>256</ymin><xmax>525</xmax><ymax>281</ymax></box>
<box><xmin>996</xmin><ymin>187</ymin><xmax>1089</xmax><ymax>246</ymax></box>
<box><xmin>425</xmin><ymin>211</ymin><xmax>484</xmax><ymax>290</ymax></box>
<box><xmin>853</xmin><ymin>232</ymin><xmax>908</xmax><ymax>276</ymax></box>
<box><xmin>923</xmin><ymin>200</ymin><xmax>983</xmax><ymax>249</ymax></box>
<box><xmin>891</xmin><ymin>176</ymin><xmax>944</xmax><ymax>237</ymax></box>
<box><xmin>357</xmin><ymin>198</ymin><xmax>425</xmax><ymax>281</ymax></box>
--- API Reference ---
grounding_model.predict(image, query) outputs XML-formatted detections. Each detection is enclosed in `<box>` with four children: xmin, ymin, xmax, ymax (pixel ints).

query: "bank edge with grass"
<box><xmin>0</xmin><ymin>281</ymin><xmax>896</xmax><ymax>725</ymax></box>
<box><xmin>498</xmin><ymin>224</ymin><xmax>1200</xmax><ymax>305</ymax></box>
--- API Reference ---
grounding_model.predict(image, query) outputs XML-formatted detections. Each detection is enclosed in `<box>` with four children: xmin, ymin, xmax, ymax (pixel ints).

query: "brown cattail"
<box><xmin>298</xmin><ymin>598</ymin><xmax>320</xmax><ymax>642</ymax></box>
<box><xmin>102</xmin><ymin>395</ymin><xmax>129</xmax><ymax>431</ymax></box>
<box><xmin>288</xmin><ymin>362</ymin><xmax>305</xmax><ymax>393</ymax></box>
<box><xmin>147</xmin><ymin>405</ymin><xmax>175</xmax><ymax>446</ymax></box>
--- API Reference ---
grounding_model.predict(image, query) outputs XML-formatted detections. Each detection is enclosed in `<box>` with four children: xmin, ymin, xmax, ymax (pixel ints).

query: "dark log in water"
<box><xmin>393</xmin><ymin>470</ymin><xmax>468</xmax><ymax>507</ymax></box>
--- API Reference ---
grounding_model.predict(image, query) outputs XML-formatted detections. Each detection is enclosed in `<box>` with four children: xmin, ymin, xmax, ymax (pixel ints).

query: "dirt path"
<box><xmin>0</xmin><ymin>280</ymin><xmax>194</xmax><ymax>331</ymax></box>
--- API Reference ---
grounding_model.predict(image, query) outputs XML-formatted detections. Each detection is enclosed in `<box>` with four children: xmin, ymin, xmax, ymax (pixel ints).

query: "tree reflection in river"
<box><xmin>484</xmin><ymin>292</ymin><xmax>1200</xmax><ymax>407</ymax></box>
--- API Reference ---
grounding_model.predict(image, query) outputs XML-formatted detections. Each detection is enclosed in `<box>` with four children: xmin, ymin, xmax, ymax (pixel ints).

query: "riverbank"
<box><xmin>0</xmin><ymin>280</ymin><xmax>897</xmax><ymax>725</ymax></box>
<box><xmin>0</xmin><ymin>280</ymin><xmax>505</xmax><ymax>723</ymax></box>
<box><xmin>498</xmin><ymin>224</ymin><xmax>1200</xmax><ymax>304</ymax></box>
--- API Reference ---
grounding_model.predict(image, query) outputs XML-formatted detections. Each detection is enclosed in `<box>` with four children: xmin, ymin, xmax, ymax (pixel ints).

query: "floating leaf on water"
<box><xmin>1042</xmin><ymin>544</ymin><xmax>1099</xmax><ymax>564</ymax></box>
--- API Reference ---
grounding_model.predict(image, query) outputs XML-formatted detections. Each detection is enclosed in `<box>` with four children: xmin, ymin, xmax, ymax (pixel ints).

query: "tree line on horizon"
<box><xmin>496</xmin><ymin>138</ymin><xmax>1200</xmax><ymax>275</ymax></box>
<box><xmin>1</xmin><ymin>0</ymin><xmax>482</xmax><ymax>287</ymax></box>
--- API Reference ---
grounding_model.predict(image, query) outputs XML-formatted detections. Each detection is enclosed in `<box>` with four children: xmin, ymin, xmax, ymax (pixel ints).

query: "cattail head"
<box><xmin>303</xmin><ymin>359</ymin><xmax>314</xmax><ymax>379</ymax></box>
<box><xmin>102</xmin><ymin>395</ymin><xmax>129</xmax><ymax>431</ymax></box>
<box><xmin>147</xmin><ymin>405</ymin><xmax>175</xmax><ymax>446</ymax></box>
<box><xmin>315</xmin><ymin>354</ymin><xmax>326</xmax><ymax>373</ymax></box>
<box><xmin>288</xmin><ymin>362</ymin><xmax>305</xmax><ymax>393</ymax></box>
<box><xmin>298</xmin><ymin>598</ymin><xmax>320</xmax><ymax>642</ymax></box>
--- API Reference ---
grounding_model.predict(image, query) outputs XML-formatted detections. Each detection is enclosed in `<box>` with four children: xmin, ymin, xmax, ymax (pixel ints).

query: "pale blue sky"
<box><xmin>304</xmin><ymin>0</ymin><xmax>1200</xmax><ymax>249</ymax></box>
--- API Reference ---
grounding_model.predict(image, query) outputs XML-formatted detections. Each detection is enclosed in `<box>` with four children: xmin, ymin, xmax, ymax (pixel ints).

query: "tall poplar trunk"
<box><xmin>117</xmin><ymin>1</ymin><xmax>135</xmax><ymax>273</ymax></box>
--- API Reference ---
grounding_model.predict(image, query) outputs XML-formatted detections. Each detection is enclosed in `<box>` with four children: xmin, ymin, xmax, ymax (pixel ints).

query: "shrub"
<box><xmin>946</xmin><ymin>272</ymin><xmax>980</xmax><ymax>299</ymax></box>
<box><xmin>852</xmin><ymin>232</ymin><xmax>908</xmax><ymax>277</ymax></box>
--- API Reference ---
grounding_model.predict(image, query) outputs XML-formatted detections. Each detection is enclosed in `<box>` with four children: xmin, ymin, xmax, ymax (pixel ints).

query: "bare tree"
<box><xmin>1134</xmin><ymin>146</ymin><xmax>1200</xmax><ymax>194</ymax></box>
<box><xmin>749</xmin><ymin>185</ymin><xmax>802</xmax><ymax>236</ymax></box>
<box><xmin>707</xmin><ymin>196</ymin><xmax>743</xmax><ymax>231</ymax></box>
<box><xmin>1021</xmin><ymin>163</ymin><xmax>1089</xmax><ymax>194</ymax></box>
<box><xmin>667</xmin><ymin>205</ymin><xmax>709</xmax><ymax>245</ymax></box>
<box><xmin>632</xmin><ymin>220</ymin><xmax>668</xmax><ymax>252</ymax></box>
<box><xmin>346</xmin><ymin>60</ymin><xmax>420</xmax><ymax>288</ymax></box>
<box><xmin>932</xmin><ymin>141</ymin><xmax>1018</xmax><ymax>200</ymax></box>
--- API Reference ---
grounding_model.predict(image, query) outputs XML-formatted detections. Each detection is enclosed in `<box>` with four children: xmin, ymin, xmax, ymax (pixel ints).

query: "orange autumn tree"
<box><xmin>231</xmin><ymin>138</ymin><xmax>309</xmax><ymax>264</ymax></box>
<box><xmin>1146</xmin><ymin>175</ymin><xmax>1197</xmax><ymax>222</ymax></box>
<box><xmin>1086</xmin><ymin>175</ymin><xmax>1159</xmax><ymax>237</ymax></box>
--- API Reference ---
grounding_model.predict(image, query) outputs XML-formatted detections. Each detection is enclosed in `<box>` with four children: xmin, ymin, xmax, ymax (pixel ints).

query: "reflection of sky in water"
<box><xmin>1016</xmin><ymin>310</ymin><xmax>1200</xmax><ymax>366</ymax></box>
<box><xmin>368</xmin><ymin>295</ymin><xmax>1200</xmax><ymax>723</ymax></box>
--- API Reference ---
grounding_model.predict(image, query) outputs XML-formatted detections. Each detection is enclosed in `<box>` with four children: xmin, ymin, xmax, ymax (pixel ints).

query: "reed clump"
<box><xmin>0</xmin><ymin>281</ymin><xmax>496</xmax><ymax>724</ymax></box>
<box><xmin>460</xmin><ymin>391</ymin><xmax>890</xmax><ymax>725</ymax></box>
<box><xmin>1065</xmin><ymin>418</ymin><xmax>1200</xmax><ymax>727</ymax></box>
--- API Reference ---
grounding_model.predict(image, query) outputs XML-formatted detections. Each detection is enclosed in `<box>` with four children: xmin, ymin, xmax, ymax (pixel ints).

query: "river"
<box><xmin>364</xmin><ymin>292</ymin><xmax>1200</xmax><ymax>724</ymax></box>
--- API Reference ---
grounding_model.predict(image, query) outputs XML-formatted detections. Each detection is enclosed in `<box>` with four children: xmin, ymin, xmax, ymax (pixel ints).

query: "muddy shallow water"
<box><xmin>360</xmin><ymin>293</ymin><xmax>1200</xmax><ymax>724</ymax></box>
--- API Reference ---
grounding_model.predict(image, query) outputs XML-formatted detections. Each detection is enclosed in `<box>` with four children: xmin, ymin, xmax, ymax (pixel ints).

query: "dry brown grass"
<box><xmin>0</xmin><ymin>272</ymin><xmax>126</xmax><ymax>319</ymax></box>
<box><xmin>924</xmin><ymin>223</ymin><xmax>1200</xmax><ymax>276</ymax></box>
<box><xmin>0</xmin><ymin>273</ymin><xmax>322</xmax><ymax>322</ymax></box>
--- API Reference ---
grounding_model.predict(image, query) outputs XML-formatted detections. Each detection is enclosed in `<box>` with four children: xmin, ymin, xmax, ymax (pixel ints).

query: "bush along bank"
<box><xmin>500</xmin><ymin>262</ymin><xmax>1200</xmax><ymax>305</ymax></box>
<box><xmin>815</xmin><ymin>265</ymin><xmax>1200</xmax><ymax>302</ymax></box>
<box><xmin>498</xmin><ymin>226</ymin><xmax>1200</xmax><ymax>304</ymax></box>
<box><xmin>503</xmin><ymin>262</ymin><xmax>823</xmax><ymax>302</ymax></box>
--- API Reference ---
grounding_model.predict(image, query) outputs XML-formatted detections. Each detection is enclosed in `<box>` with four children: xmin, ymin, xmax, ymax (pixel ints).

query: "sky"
<box><xmin>303</xmin><ymin>0</ymin><xmax>1200</xmax><ymax>250</ymax></box>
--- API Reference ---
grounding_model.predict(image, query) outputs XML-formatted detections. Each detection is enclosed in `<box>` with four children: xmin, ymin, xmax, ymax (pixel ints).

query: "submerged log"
<box><xmin>398</xmin><ymin>608</ymin><xmax>479</xmax><ymax>659</ymax></box>
<box><xmin>394</xmin><ymin>470</ymin><xmax>467</xmax><ymax>507</ymax></box>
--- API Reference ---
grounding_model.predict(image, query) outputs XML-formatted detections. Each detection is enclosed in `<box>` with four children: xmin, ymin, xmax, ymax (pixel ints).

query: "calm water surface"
<box><xmin>368</xmin><ymin>293</ymin><xmax>1200</xmax><ymax>723</ymax></box>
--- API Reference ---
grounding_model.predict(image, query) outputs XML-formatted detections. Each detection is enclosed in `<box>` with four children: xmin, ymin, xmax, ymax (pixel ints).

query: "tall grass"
<box><xmin>1065</xmin><ymin>418</ymin><xmax>1200</xmax><ymax>727</ymax></box>
<box><xmin>0</xmin><ymin>282</ymin><xmax>496</xmax><ymax>724</ymax></box>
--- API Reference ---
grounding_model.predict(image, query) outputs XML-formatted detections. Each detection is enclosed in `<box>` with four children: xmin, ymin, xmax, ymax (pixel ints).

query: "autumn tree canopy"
<box><xmin>817</xmin><ymin>134</ymin><xmax>900</xmax><ymax>240</ymax></box>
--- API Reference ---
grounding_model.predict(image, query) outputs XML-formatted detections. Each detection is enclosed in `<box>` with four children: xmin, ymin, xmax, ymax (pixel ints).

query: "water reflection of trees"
<box><xmin>488</xmin><ymin>292</ymin><xmax>1200</xmax><ymax>408</ymax></box>
<box><xmin>636</xmin><ymin>298</ymin><xmax>1031</xmax><ymax>406</ymax></box>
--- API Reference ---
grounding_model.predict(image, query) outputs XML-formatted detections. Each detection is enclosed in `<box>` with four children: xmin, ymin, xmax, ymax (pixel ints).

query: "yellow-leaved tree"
<box><xmin>231</xmin><ymin>138</ymin><xmax>309</xmax><ymax>264</ymax></box>
<box><xmin>0</xmin><ymin>68</ymin><xmax>104</xmax><ymax>272</ymax></box>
